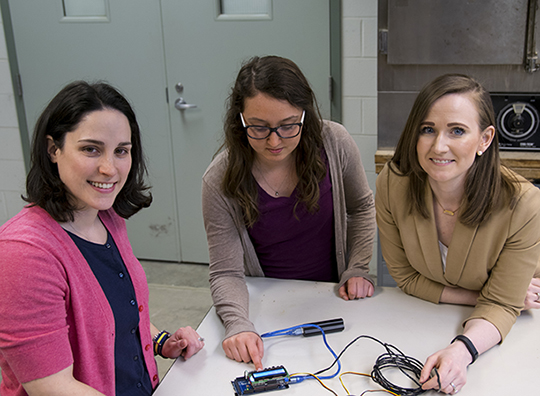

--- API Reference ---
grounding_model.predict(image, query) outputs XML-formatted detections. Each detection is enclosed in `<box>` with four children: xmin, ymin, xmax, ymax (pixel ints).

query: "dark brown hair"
<box><xmin>24</xmin><ymin>81</ymin><xmax>152</xmax><ymax>222</ymax></box>
<box><xmin>391</xmin><ymin>73</ymin><xmax>518</xmax><ymax>226</ymax></box>
<box><xmin>221</xmin><ymin>56</ymin><xmax>326</xmax><ymax>227</ymax></box>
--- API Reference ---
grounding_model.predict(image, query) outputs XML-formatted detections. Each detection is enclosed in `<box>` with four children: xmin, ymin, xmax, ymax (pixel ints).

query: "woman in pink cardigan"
<box><xmin>0</xmin><ymin>82</ymin><xmax>204</xmax><ymax>396</ymax></box>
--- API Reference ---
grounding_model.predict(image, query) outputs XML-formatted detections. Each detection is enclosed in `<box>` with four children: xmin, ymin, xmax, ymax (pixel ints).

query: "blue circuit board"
<box><xmin>231</xmin><ymin>366</ymin><xmax>289</xmax><ymax>395</ymax></box>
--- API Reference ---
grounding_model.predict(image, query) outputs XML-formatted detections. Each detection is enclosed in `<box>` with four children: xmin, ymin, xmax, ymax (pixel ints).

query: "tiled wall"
<box><xmin>0</xmin><ymin>7</ymin><xmax>26</xmax><ymax>227</ymax></box>
<box><xmin>341</xmin><ymin>0</ymin><xmax>378</xmax><ymax>274</ymax></box>
<box><xmin>0</xmin><ymin>1</ymin><xmax>380</xmax><ymax>273</ymax></box>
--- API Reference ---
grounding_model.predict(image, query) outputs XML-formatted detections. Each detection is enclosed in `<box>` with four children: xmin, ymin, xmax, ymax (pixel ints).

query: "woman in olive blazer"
<box><xmin>376</xmin><ymin>74</ymin><xmax>540</xmax><ymax>395</ymax></box>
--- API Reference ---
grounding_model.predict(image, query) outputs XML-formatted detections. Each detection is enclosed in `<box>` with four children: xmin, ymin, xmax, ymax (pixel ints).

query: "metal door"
<box><xmin>161</xmin><ymin>1</ymin><xmax>331</xmax><ymax>262</ymax></box>
<box><xmin>6</xmin><ymin>0</ymin><xmax>331</xmax><ymax>262</ymax></box>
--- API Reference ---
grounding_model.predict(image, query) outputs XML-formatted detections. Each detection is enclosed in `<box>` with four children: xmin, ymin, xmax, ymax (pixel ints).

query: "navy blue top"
<box><xmin>248</xmin><ymin>150</ymin><xmax>338</xmax><ymax>282</ymax></box>
<box><xmin>68</xmin><ymin>230</ymin><xmax>153</xmax><ymax>396</ymax></box>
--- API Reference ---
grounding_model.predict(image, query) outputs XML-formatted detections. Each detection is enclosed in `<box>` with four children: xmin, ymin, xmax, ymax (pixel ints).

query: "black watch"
<box><xmin>451</xmin><ymin>334</ymin><xmax>478</xmax><ymax>364</ymax></box>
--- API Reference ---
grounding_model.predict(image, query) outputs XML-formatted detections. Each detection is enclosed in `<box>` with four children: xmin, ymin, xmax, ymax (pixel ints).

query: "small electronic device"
<box><xmin>231</xmin><ymin>365</ymin><xmax>290</xmax><ymax>395</ymax></box>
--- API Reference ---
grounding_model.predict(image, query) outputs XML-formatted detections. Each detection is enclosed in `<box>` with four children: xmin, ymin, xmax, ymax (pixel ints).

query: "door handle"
<box><xmin>175</xmin><ymin>97</ymin><xmax>197</xmax><ymax>110</ymax></box>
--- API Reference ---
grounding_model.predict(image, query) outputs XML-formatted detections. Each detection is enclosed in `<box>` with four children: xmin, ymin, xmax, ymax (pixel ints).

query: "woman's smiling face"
<box><xmin>48</xmin><ymin>108</ymin><xmax>132</xmax><ymax>216</ymax></box>
<box><xmin>416</xmin><ymin>93</ymin><xmax>494</xmax><ymax>189</ymax></box>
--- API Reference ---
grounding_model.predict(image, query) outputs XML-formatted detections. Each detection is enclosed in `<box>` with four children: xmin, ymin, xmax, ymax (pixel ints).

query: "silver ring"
<box><xmin>536</xmin><ymin>292</ymin><xmax>540</xmax><ymax>302</ymax></box>
<box><xmin>450</xmin><ymin>382</ymin><xmax>457</xmax><ymax>394</ymax></box>
<box><xmin>198</xmin><ymin>337</ymin><xmax>205</xmax><ymax>342</ymax></box>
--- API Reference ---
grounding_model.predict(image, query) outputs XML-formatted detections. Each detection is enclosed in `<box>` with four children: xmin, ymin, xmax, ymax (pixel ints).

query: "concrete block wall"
<box><xmin>341</xmin><ymin>0</ymin><xmax>378</xmax><ymax>274</ymax></box>
<box><xmin>0</xmin><ymin>1</ymin><xmax>379</xmax><ymax>273</ymax></box>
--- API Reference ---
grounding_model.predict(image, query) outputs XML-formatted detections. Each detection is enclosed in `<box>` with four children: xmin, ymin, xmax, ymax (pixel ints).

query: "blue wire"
<box><xmin>260</xmin><ymin>324</ymin><xmax>341</xmax><ymax>381</ymax></box>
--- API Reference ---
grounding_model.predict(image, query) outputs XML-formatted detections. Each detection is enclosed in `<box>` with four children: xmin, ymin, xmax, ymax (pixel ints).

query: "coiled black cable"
<box><xmin>314</xmin><ymin>335</ymin><xmax>426</xmax><ymax>396</ymax></box>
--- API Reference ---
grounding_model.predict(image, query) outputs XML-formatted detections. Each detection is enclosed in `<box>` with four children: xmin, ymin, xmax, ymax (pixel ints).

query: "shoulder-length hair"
<box><xmin>391</xmin><ymin>73</ymin><xmax>517</xmax><ymax>226</ymax></box>
<box><xmin>221</xmin><ymin>56</ymin><xmax>326</xmax><ymax>227</ymax></box>
<box><xmin>23</xmin><ymin>81</ymin><xmax>152</xmax><ymax>222</ymax></box>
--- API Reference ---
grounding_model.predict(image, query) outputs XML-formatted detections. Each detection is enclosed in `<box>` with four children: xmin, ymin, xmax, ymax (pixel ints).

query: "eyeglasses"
<box><xmin>240</xmin><ymin>110</ymin><xmax>305</xmax><ymax>140</ymax></box>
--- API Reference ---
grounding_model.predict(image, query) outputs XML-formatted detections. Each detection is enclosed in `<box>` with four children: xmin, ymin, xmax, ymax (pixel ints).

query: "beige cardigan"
<box><xmin>202</xmin><ymin>120</ymin><xmax>376</xmax><ymax>339</ymax></box>
<box><xmin>376</xmin><ymin>162</ymin><xmax>540</xmax><ymax>339</ymax></box>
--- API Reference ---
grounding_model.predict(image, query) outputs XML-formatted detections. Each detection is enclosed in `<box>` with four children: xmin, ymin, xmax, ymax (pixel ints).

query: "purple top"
<box><xmin>248</xmin><ymin>151</ymin><xmax>337</xmax><ymax>282</ymax></box>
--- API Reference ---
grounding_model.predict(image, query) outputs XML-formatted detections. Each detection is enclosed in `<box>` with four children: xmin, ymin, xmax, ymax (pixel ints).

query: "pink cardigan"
<box><xmin>0</xmin><ymin>206</ymin><xmax>158</xmax><ymax>396</ymax></box>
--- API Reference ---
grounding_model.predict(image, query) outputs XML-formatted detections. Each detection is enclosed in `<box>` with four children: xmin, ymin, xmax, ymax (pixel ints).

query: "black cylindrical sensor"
<box><xmin>302</xmin><ymin>318</ymin><xmax>344</xmax><ymax>337</ymax></box>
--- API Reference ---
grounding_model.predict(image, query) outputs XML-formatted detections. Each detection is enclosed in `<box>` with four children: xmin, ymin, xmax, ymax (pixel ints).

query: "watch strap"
<box><xmin>451</xmin><ymin>334</ymin><xmax>478</xmax><ymax>364</ymax></box>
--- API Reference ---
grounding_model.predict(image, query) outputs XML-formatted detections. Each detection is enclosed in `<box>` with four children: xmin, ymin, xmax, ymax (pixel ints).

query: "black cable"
<box><xmin>314</xmin><ymin>335</ymin><xmax>426</xmax><ymax>396</ymax></box>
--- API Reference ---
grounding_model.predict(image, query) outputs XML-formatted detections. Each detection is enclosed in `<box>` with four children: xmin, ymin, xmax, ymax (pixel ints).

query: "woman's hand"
<box><xmin>523</xmin><ymin>277</ymin><xmax>540</xmax><ymax>310</ymax></box>
<box><xmin>222</xmin><ymin>331</ymin><xmax>264</xmax><ymax>370</ymax></box>
<box><xmin>419</xmin><ymin>342</ymin><xmax>471</xmax><ymax>394</ymax></box>
<box><xmin>162</xmin><ymin>326</ymin><xmax>205</xmax><ymax>360</ymax></box>
<box><xmin>420</xmin><ymin>319</ymin><xmax>500</xmax><ymax>394</ymax></box>
<box><xmin>338</xmin><ymin>277</ymin><xmax>374</xmax><ymax>300</ymax></box>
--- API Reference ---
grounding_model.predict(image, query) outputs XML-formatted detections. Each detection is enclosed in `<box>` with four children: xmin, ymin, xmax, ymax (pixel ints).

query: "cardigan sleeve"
<box><xmin>329</xmin><ymin>122</ymin><xmax>376</xmax><ymax>287</ymax></box>
<box><xmin>375</xmin><ymin>163</ymin><xmax>445</xmax><ymax>302</ymax></box>
<box><xmin>0</xmin><ymin>237</ymin><xmax>73</xmax><ymax>383</ymax></box>
<box><xmin>202</xmin><ymin>163</ymin><xmax>257</xmax><ymax>340</ymax></box>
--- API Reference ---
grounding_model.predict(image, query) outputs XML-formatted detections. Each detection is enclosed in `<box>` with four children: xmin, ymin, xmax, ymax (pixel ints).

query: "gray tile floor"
<box><xmin>141</xmin><ymin>260</ymin><xmax>213</xmax><ymax>379</ymax></box>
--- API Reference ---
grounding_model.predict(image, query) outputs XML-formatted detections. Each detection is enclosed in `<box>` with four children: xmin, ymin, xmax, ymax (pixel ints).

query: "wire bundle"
<box><xmin>262</xmin><ymin>324</ymin><xmax>427</xmax><ymax>396</ymax></box>
<box><xmin>370</xmin><ymin>348</ymin><xmax>425</xmax><ymax>396</ymax></box>
<box><xmin>321</xmin><ymin>335</ymin><xmax>425</xmax><ymax>396</ymax></box>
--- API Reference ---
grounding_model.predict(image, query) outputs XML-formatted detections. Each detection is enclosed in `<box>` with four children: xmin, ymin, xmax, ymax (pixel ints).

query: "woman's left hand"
<box><xmin>162</xmin><ymin>326</ymin><xmax>205</xmax><ymax>360</ymax></box>
<box><xmin>523</xmin><ymin>277</ymin><xmax>540</xmax><ymax>310</ymax></box>
<box><xmin>419</xmin><ymin>342</ymin><xmax>471</xmax><ymax>394</ymax></box>
<box><xmin>338</xmin><ymin>277</ymin><xmax>374</xmax><ymax>300</ymax></box>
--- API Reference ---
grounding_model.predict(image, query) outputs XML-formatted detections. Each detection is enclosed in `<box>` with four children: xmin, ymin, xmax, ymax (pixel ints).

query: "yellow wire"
<box><xmin>290</xmin><ymin>372</ymin><xmax>339</xmax><ymax>396</ymax></box>
<box><xmin>338</xmin><ymin>371</ymin><xmax>400</xmax><ymax>396</ymax></box>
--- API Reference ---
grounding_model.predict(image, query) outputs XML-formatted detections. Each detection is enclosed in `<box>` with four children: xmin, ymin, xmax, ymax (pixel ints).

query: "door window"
<box><xmin>63</xmin><ymin>0</ymin><xmax>108</xmax><ymax>20</ymax></box>
<box><xmin>217</xmin><ymin>0</ymin><xmax>271</xmax><ymax>20</ymax></box>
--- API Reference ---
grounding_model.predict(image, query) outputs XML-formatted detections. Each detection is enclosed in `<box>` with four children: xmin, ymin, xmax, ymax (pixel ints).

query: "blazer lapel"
<box><xmin>415</xmin><ymin>185</ymin><xmax>445</xmax><ymax>281</ymax></box>
<box><xmin>445</xmin><ymin>221</ymin><xmax>478</xmax><ymax>285</ymax></box>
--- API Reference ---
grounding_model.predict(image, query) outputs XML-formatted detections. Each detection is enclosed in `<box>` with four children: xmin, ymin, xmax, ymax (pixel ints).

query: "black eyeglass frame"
<box><xmin>240</xmin><ymin>110</ymin><xmax>305</xmax><ymax>140</ymax></box>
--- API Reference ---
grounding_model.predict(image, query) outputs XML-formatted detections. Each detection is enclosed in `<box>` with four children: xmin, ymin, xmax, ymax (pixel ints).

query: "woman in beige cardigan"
<box><xmin>203</xmin><ymin>56</ymin><xmax>376</xmax><ymax>370</ymax></box>
<box><xmin>376</xmin><ymin>74</ymin><xmax>540</xmax><ymax>394</ymax></box>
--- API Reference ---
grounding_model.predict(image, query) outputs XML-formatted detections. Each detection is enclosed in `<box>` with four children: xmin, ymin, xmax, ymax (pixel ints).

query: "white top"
<box><xmin>439</xmin><ymin>240</ymin><xmax>448</xmax><ymax>272</ymax></box>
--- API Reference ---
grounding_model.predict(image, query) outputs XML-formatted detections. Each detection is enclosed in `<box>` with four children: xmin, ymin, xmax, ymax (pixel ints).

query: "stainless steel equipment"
<box><xmin>378</xmin><ymin>0</ymin><xmax>540</xmax><ymax>149</ymax></box>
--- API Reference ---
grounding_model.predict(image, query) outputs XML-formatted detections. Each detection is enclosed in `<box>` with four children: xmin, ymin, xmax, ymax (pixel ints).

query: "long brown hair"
<box><xmin>221</xmin><ymin>56</ymin><xmax>326</xmax><ymax>227</ymax></box>
<box><xmin>391</xmin><ymin>73</ymin><xmax>518</xmax><ymax>226</ymax></box>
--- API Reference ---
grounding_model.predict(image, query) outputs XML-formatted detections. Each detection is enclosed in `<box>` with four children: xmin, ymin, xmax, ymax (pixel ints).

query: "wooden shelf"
<box><xmin>375</xmin><ymin>150</ymin><xmax>540</xmax><ymax>180</ymax></box>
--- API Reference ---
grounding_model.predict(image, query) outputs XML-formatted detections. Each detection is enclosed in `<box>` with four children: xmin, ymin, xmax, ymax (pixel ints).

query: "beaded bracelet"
<box><xmin>153</xmin><ymin>330</ymin><xmax>171</xmax><ymax>358</ymax></box>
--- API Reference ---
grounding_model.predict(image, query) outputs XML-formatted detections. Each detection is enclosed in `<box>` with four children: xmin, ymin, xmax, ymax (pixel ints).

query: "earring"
<box><xmin>477</xmin><ymin>150</ymin><xmax>483</xmax><ymax>156</ymax></box>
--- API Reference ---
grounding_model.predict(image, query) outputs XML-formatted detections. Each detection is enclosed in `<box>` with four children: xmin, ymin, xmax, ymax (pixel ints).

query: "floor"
<box><xmin>141</xmin><ymin>260</ymin><xmax>213</xmax><ymax>380</ymax></box>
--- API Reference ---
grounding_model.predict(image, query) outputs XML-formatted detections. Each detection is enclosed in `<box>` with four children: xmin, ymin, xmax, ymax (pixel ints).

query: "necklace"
<box><xmin>254</xmin><ymin>163</ymin><xmax>290</xmax><ymax>197</ymax></box>
<box><xmin>62</xmin><ymin>221</ymin><xmax>92</xmax><ymax>240</ymax></box>
<box><xmin>433</xmin><ymin>194</ymin><xmax>461</xmax><ymax>216</ymax></box>
<box><xmin>62</xmin><ymin>217</ymin><xmax>105</xmax><ymax>242</ymax></box>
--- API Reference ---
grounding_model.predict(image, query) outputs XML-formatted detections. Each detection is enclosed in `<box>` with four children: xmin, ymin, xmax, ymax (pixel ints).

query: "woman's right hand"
<box><xmin>222</xmin><ymin>332</ymin><xmax>264</xmax><ymax>370</ymax></box>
